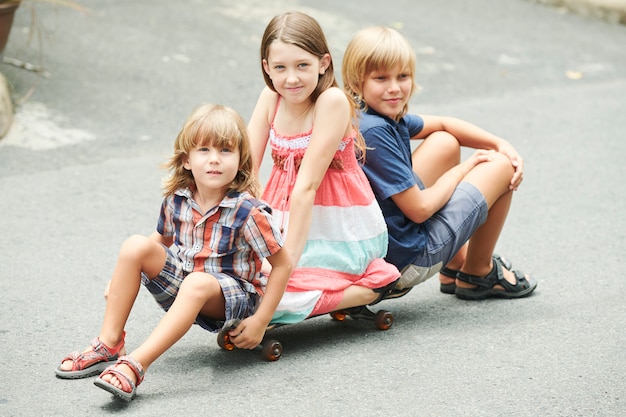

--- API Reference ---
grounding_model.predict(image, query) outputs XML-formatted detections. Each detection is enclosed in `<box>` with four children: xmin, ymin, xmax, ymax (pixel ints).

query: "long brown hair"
<box><xmin>260</xmin><ymin>11</ymin><xmax>366</xmax><ymax>160</ymax></box>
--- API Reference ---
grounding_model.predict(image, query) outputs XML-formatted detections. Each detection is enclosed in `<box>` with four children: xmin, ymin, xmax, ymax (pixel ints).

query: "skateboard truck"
<box><xmin>329</xmin><ymin>305</ymin><xmax>393</xmax><ymax>330</ymax></box>
<box><xmin>217</xmin><ymin>319</ymin><xmax>284</xmax><ymax>361</ymax></box>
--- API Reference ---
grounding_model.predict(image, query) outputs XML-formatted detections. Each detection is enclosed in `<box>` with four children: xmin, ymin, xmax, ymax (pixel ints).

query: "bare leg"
<box><xmin>412</xmin><ymin>131</ymin><xmax>460</xmax><ymax>186</ymax></box>
<box><xmin>444</xmin><ymin>245</ymin><xmax>467</xmax><ymax>271</ymax></box>
<box><xmin>411</xmin><ymin>135</ymin><xmax>524</xmax><ymax>289</ymax></box>
<box><xmin>334</xmin><ymin>286</ymin><xmax>378</xmax><ymax>310</ymax></box>
<box><xmin>457</xmin><ymin>152</ymin><xmax>523</xmax><ymax>287</ymax></box>
<box><xmin>99</xmin><ymin>271</ymin><xmax>225</xmax><ymax>389</ymax></box>
<box><xmin>439</xmin><ymin>243</ymin><xmax>468</xmax><ymax>287</ymax></box>
<box><xmin>411</xmin><ymin>132</ymin><xmax>465</xmax><ymax>285</ymax></box>
<box><xmin>59</xmin><ymin>235</ymin><xmax>167</xmax><ymax>371</ymax></box>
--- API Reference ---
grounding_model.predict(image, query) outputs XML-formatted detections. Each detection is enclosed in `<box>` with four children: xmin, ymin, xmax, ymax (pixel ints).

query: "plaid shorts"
<box><xmin>141</xmin><ymin>245</ymin><xmax>260</xmax><ymax>332</ymax></box>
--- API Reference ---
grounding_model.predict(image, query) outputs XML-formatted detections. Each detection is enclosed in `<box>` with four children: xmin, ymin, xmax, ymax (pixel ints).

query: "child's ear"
<box><xmin>262</xmin><ymin>59</ymin><xmax>270</xmax><ymax>75</ymax></box>
<box><xmin>319</xmin><ymin>53</ymin><xmax>331</xmax><ymax>75</ymax></box>
<box><xmin>183</xmin><ymin>157</ymin><xmax>191</xmax><ymax>171</ymax></box>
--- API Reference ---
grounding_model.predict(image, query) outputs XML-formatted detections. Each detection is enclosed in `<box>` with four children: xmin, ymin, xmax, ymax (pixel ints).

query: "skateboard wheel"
<box><xmin>217</xmin><ymin>330</ymin><xmax>236</xmax><ymax>351</ymax></box>
<box><xmin>329</xmin><ymin>310</ymin><xmax>347</xmax><ymax>321</ymax></box>
<box><xmin>262</xmin><ymin>339</ymin><xmax>283</xmax><ymax>361</ymax></box>
<box><xmin>374</xmin><ymin>310</ymin><xmax>393</xmax><ymax>330</ymax></box>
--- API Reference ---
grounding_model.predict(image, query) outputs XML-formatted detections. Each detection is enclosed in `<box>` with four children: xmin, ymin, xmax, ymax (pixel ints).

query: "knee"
<box><xmin>464</xmin><ymin>151</ymin><xmax>515</xmax><ymax>200</ymax></box>
<box><xmin>479</xmin><ymin>152</ymin><xmax>515</xmax><ymax>197</ymax></box>
<box><xmin>427</xmin><ymin>131</ymin><xmax>461</xmax><ymax>162</ymax></box>
<box><xmin>179</xmin><ymin>272</ymin><xmax>220</xmax><ymax>299</ymax></box>
<box><xmin>432</xmin><ymin>130</ymin><xmax>460</xmax><ymax>147</ymax></box>
<box><xmin>434</xmin><ymin>130</ymin><xmax>460</xmax><ymax>146</ymax></box>
<box><xmin>490</xmin><ymin>152</ymin><xmax>515</xmax><ymax>177</ymax></box>
<box><xmin>119</xmin><ymin>234</ymin><xmax>154</xmax><ymax>260</ymax></box>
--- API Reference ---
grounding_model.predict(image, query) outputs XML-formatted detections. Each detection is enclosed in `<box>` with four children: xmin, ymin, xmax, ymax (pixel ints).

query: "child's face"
<box><xmin>184</xmin><ymin>143</ymin><xmax>240</xmax><ymax>194</ymax></box>
<box><xmin>263</xmin><ymin>40</ymin><xmax>330</xmax><ymax>105</ymax></box>
<box><xmin>362</xmin><ymin>65</ymin><xmax>412</xmax><ymax>119</ymax></box>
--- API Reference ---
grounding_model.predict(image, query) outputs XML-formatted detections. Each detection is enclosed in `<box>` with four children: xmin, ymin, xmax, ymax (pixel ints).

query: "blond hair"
<box><xmin>162</xmin><ymin>104</ymin><xmax>261</xmax><ymax>197</ymax></box>
<box><xmin>342</xmin><ymin>26</ymin><xmax>418</xmax><ymax>120</ymax></box>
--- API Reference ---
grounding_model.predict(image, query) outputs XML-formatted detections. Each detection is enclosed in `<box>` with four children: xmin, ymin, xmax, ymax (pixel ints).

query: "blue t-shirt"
<box><xmin>359</xmin><ymin>108</ymin><xmax>427</xmax><ymax>270</ymax></box>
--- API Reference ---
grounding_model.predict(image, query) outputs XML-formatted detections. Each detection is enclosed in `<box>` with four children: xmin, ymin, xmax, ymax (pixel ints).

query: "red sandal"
<box><xmin>94</xmin><ymin>355</ymin><xmax>145</xmax><ymax>401</ymax></box>
<box><xmin>55</xmin><ymin>332</ymin><xmax>125</xmax><ymax>379</ymax></box>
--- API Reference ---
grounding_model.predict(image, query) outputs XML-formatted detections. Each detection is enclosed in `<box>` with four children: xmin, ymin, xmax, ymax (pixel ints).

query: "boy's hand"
<box><xmin>228</xmin><ymin>315</ymin><xmax>267</xmax><ymax>349</ymax></box>
<box><xmin>497</xmin><ymin>141</ymin><xmax>524</xmax><ymax>190</ymax></box>
<box><xmin>460</xmin><ymin>149</ymin><xmax>495</xmax><ymax>176</ymax></box>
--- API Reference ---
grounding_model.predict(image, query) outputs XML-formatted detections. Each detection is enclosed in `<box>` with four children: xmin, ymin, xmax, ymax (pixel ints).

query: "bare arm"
<box><xmin>247</xmin><ymin>87</ymin><xmax>277</xmax><ymax>175</ymax></box>
<box><xmin>231</xmin><ymin>247</ymin><xmax>292</xmax><ymax>349</ymax></box>
<box><xmin>417</xmin><ymin>115</ymin><xmax>523</xmax><ymax>190</ymax></box>
<box><xmin>284</xmin><ymin>88</ymin><xmax>351</xmax><ymax>266</ymax></box>
<box><xmin>392</xmin><ymin>150</ymin><xmax>495</xmax><ymax>224</ymax></box>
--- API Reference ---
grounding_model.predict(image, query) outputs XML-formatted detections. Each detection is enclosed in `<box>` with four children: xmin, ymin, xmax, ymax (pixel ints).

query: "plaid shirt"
<box><xmin>157</xmin><ymin>189</ymin><xmax>284</xmax><ymax>294</ymax></box>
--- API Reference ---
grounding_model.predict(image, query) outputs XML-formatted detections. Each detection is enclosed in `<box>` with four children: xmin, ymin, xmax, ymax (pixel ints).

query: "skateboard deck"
<box><xmin>216</xmin><ymin>305</ymin><xmax>393</xmax><ymax>361</ymax></box>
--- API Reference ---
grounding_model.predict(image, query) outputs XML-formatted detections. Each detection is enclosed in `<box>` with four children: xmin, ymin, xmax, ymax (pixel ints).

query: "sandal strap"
<box><xmin>117</xmin><ymin>355</ymin><xmax>145</xmax><ymax>386</ymax></box>
<box><xmin>457</xmin><ymin>258</ymin><xmax>532</xmax><ymax>291</ymax></box>
<box><xmin>441</xmin><ymin>254</ymin><xmax>511</xmax><ymax>281</ymax></box>
<box><xmin>456</xmin><ymin>258</ymin><xmax>504</xmax><ymax>288</ymax></box>
<box><xmin>493</xmin><ymin>254</ymin><xmax>512</xmax><ymax>271</ymax></box>
<box><xmin>370</xmin><ymin>278</ymin><xmax>400</xmax><ymax>305</ymax></box>
<box><xmin>100</xmin><ymin>365</ymin><xmax>136</xmax><ymax>394</ymax></box>
<box><xmin>439</xmin><ymin>266</ymin><xmax>459</xmax><ymax>279</ymax></box>
<box><xmin>99</xmin><ymin>355</ymin><xmax>145</xmax><ymax>394</ymax></box>
<box><xmin>495</xmin><ymin>269</ymin><xmax>534</xmax><ymax>291</ymax></box>
<box><xmin>91</xmin><ymin>332</ymin><xmax>125</xmax><ymax>357</ymax></box>
<box><xmin>61</xmin><ymin>332</ymin><xmax>126</xmax><ymax>371</ymax></box>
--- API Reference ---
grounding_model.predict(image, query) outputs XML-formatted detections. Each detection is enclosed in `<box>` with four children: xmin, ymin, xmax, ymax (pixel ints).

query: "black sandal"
<box><xmin>455</xmin><ymin>256</ymin><xmax>536</xmax><ymax>300</ymax></box>
<box><xmin>439</xmin><ymin>266</ymin><xmax>460</xmax><ymax>294</ymax></box>
<box><xmin>369</xmin><ymin>278</ymin><xmax>411</xmax><ymax>305</ymax></box>
<box><xmin>439</xmin><ymin>254</ymin><xmax>512</xmax><ymax>295</ymax></box>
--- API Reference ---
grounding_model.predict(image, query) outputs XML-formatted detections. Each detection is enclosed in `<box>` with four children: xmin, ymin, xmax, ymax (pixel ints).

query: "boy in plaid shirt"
<box><xmin>56</xmin><ymin>104</ymin><xmax>291</xmax><ymax>401</ymax></box>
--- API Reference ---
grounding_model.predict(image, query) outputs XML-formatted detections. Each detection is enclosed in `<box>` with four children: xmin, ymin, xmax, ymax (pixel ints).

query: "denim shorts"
<box><xmin>398</xmin><ymin>182</ymin><xmax>488</xmax><ymax>288</ymax></box>
<box><xmin>141</xmin><ymin>245</ymin><xmax>259</xmax><ymax>332</ymax></box>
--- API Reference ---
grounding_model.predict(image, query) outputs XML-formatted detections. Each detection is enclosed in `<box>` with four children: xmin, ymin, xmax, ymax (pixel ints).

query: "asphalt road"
<box><xmin>1</xmin><ymin>1</ymin><xmax>625</xmax><ymax>416</ymax></box>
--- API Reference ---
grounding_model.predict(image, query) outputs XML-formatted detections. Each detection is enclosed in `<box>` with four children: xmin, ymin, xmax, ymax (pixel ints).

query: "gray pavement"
<box><xmin>1</xmin><ymin>1</ymin><xmax>625</xmax><ymax>416</ymax></box>
<box><xmin>531</xmin><ymin>0</ymin><xmax>626</xmax><ymax>24</ymax></box>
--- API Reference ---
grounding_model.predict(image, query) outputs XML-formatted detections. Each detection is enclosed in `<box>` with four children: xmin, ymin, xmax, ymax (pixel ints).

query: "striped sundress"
<box><xmin>263</xmin><ymin>101</ymin><xmax>400</xmax><ymax>324</ymax></box>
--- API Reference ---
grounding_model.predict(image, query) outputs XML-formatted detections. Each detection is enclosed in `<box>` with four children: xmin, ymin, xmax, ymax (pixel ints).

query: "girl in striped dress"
<box><xmin>248</xmin><ymin>11</ymin><xmax>400</xmax><ymax>323</ymax></box>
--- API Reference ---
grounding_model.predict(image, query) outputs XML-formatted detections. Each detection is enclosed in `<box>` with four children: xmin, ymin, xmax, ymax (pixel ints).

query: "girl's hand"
<box><xmin>103</xmin><ymin>280</ymin><xmax>111</xmax><ymax>301</ymax></box>
<box><xmin>497</xmin><ymin>141</ymin><xmax>524</xmax><ymax>190</ymax></box>
<box><xmin>228</xmin><ymin>315</ymin><xmax>267</xmax><ymax>349</ymax></box>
